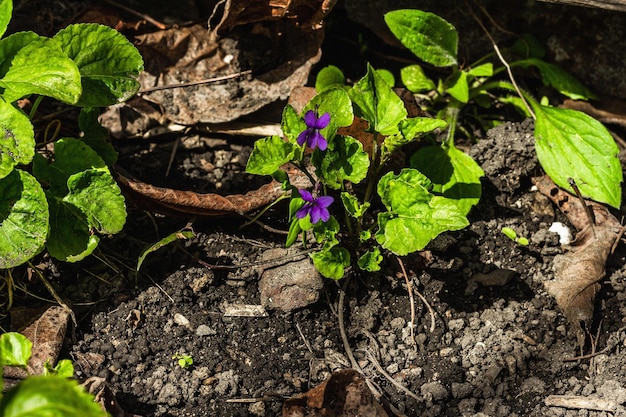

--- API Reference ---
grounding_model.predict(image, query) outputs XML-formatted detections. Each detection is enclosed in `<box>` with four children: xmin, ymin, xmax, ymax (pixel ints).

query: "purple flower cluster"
<box><xmin>296</xmin><ymin>189</ymin><xmax>333</xmax><ymax>224</ymax></box>
<box><xmin>297</xmin><ymin>109</ymin><xmax>330</xmax><ymax>151</ymax></box>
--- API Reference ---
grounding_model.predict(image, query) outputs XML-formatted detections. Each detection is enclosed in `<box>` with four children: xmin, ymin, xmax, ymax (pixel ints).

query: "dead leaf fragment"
<box><xmin>282</xmin><ymin>369</ymin><xmax>388</xmax><ymax>417</ymax></box>
<box><xmin>533</xmin><ymin>176</ymin><xmax>622</xmax><ymax>345</ymax></box>
<box><xmin>4</xmin><ymin>305</ymin><xmax>70</xmax><ymax>379</ymax></box>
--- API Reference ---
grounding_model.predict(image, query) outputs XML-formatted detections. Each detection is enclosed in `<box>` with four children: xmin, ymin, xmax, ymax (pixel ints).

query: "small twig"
<box><xmin>295</xmin><ymin>321</ymin><xmax>314</xmax><ymax>355</ymax></box>
<box><xmin>363</xmin><ymin>349</ymin><xmax>422</xmax><ymax>402</ymax></box>
<box><xmin>28</xmin><ymin>263</ymin><xmax>77</xmax><ymax>327</ymax></box>
<box><xmin>471</xmin><ymin>10</ymin><xmax>536</xmax><ymax>120</ymax></box>
<box><xmin>337</xmin><ymin>277</ymin><xmax>362</xmax><ymax>372</ymax></box>
<box><xmin>408</xmin><ymin>275</ymin><xmax>437</xmax><ymax>333</ymax></box>
<box><xmin>397</xmin><ymin>257</ymin><xmax>416</xmax><ymax>343</ymax></box>
<box><xmin>568</xmin><ymin>177</ymin><xmax>597</xmax><ymax>238</ymax></box>
<box><xmin>138</xmin><ymin>71</ymin><xmax>252</xmax><ymax>94</ymax></box>
<box><xmin>545</xmin><ymin>395</ymin><xmax>622</xmax><ymax>412</ymax></box>
<box><xmin>165</xmin><ymin>137</ymin><xmax>181</xmax><ymax>177</ymax></box>
<box><xmin>197</xmin><ymin>248</ymin><xmax>315</xmax><ymax>270</ymax></box>
<box><xmin>103</xmin><ymin>0</ymin><xmax>167</xmax><ymax>29</ymax></box>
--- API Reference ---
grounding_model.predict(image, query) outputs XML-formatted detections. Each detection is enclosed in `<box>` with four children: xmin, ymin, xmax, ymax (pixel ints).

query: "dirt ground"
<box><xmin>5</xmin><ymin>1</ymin><xmax>626</xmax><ymax>416</ymax></box>
<box><xmin>66</xmin><ymin>120</ymin><xmax>626</xmax><ymax>417</ymax></box>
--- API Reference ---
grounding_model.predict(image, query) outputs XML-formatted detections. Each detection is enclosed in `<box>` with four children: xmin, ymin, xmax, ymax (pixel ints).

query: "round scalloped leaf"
<box><xmin>54</xmin><ymin>23</ymin><xmax>144</xmax><ymax>107</ymax></box>
<box><xmin>45</xmin><ymin>196</ymin><xmax>99</xmax><ymax>263</ymax></box>
<box><xmin>0</xmin><ymin>32</ymin><xmax>81</xmax><ymax>104</ymax></box>
<box><xmin>0</xmin><ymin>100</ymin><xmax>34</xmax><ymax>180</ymax></box>
<box><xmin>0</xmin><ymin>170</ymin><xmax>48</xmax><ymax>269</ymax></box>
<box><xmin>65</xmin><ymin>169</ymin><xmax>126</xmax><ymax>234</ymax></box>
<box><xmin>0</xmin><ymin>375</ymin><xmax>107</xmax><ymax>417</ymax></box>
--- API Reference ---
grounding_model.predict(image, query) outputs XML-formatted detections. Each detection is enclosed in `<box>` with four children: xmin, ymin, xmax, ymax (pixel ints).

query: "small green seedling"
<box><xmin>172</xmin><ymin>352</ymin><xmax>194</xmax><ymax>369</ymax></box>
<box><xmin>501</xmin><ymin>227</ymin><xmax>529</xmax><ymax>246</ymax></box>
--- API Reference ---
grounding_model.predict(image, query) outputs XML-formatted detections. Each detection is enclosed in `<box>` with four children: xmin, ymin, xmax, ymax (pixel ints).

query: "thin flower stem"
<box><xmin>471</xmin><ymin>11</ymin><xmax>536</xmax><ymax>120</ymax></box>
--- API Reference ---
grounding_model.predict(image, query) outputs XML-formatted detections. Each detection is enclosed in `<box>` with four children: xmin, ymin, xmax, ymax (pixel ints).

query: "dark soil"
<box><xmin>5</xmin><ymin>2</ymin><xmax>626</xmax><ymax>416</ymax></box>
<box><xmin>69</xmin><ymin>120</ymin><xmax>626</xmax><ymax>416</ymax></box>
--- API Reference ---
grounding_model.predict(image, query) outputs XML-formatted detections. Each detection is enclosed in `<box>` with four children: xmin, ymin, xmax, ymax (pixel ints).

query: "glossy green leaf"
<box><xmin>375</xmin><ymin>169</ymin><xmax>468</xmax><ymax>255</ymax></box>
<box><xmin>137</xmin><ymin>229</ymin><xmax>194</xmax><ymax>272</ymax></box>
<box><xmin>315</xmin><ymin>65</ymin><xmax>345</xmax><ymax>92</ymax></box>
<box><xmin>65</xmin><ymin>169</ymin><xmax>126</xmax><ymax>234</ymax></box>
<box><xmin>44</xmin><ymin>359</ymin><xmax>74</xmax><ymax>378</ymax></box>
<box><xmin>312</xmin><ymin>135</ymin><xmax>370</xmax><ymax>189</ymax></box>
<box><xmin>340</xmin><ymin>192</ymin><xmax>370</xmax><ymax>218</ymax></box>
<box><xmin>33</xmin><ymin>137</ymin><xmax>107</xmax><ymax>195</ymax></box>
<box><xmin>0</xmin><ymin>100</ymin><xmax>34</xmax><ymax>179</ymax></box>
<box><xmin>0</xmin><ymin>375</ymin><xmax>107</xmax><ymax>417</ymax></box>
<box><xmin>0</xmin><ymin>332</ymin><xmax>31</xmax><ymax>367</ymax></box>
<box><xmin>410</xmin><ymin>144</ymin><xmax>483</xmax><ymax>215</ymax></box>
<box><xmin>310</xmin><ymin>244</ymin><xmax>350</xmax><ymax>280</ymax></box>
<box><xmin>349</xmin><ymin>64</ymin><xmax>407</xmax><ymax>135</ymax></box>
<box><xmin>281</xmin><ymin>104</ymin><xmax>306</xmax><ymax>145</ymax></box>
<box><xmin>467</xmin><ymin>63</ymin><xmax>493</xmax><ymax>77</ymax></box>
<box><xmin>0</xmin><ymin>0</ymin><xmax>12</xmax><ymax>38</ymax></box>
<box><xmin>54</xmin><ymin>23</ymin><xmax>144</xmax><ymax>107</ymax></box>
<box><xmin>285</xmin><ymin>217</ymin><xmax>302</xmax><ymax>248</ymax></box>
<box><xmin>382</xmin><ymin>117</ymin><xmax>447</xmax><ymax>157</ymax></box>
<box><xmin>304</xmin><ymin>87</ymin><xmax>354</xmax><ymax>142</ymax></box>
<box><xmin>246</xmin><ymin>136</ymin><xmax>295</xmax><ymax>176</ymax></box>
<box><xmin>400</xmin><ymin>64</ymin><xmax>435</xmax><ymax>93</ymax></box>
<box><xmin>514</xmin><ymin>58</ymin><xmax>595</xmax><ymax>100</ymax></box>
<box><xmin>45</xmin><ymin>196</ymin><xmax>99</xmax><ymax>262</ymax></box>
<box><xmin>384</xmin><ymin>9</ymin><xmax>458</xmax><ymax>67</ymax></box>
<box><xmin>357</xmin><ymin>247</ymin><xmax>382</xmax><ymax>272</ymax></box>
<box><xmin>0</xmin><ymin>32</ymin><xmax>81</xmax><ymax>104</ymax></box>
<box><xmin>78</xmin><ymin>107</ymin><xmax>118</xmax><ymax>166</ymax></box>
<box><xmin>533</xmin><ymin>104</ymin><xmax>622</xmax><ymax>208</ymax></box>
<box><xmin>376</xmin><ymin>69</ymin><xmax>395</xmax><ymax>87</ymax></box>
<box><xmin>0</xmin><ymin>170</ymin><xmax>48</xmax><ymax>269</ymax></box>
<box><xmin>311</xmin><ymin>216</ymin><xmax>340</xmax><ymax>246</ymax></box>
<box><xmin>445</xmin><ymin>70</ymin><xmax>469</xmax><ymax>103</ymax></box>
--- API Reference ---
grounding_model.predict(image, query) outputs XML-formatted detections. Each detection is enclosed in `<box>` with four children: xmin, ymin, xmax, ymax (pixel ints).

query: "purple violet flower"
<box><xmin>297</xmin><ymin>110</ymin><xmax>331</xmax><ymax>150</ymax></box>
<box><xmin>296</xmin><ymin>189</ymin><xmax>334</xmax><ymax>224</ymax></box>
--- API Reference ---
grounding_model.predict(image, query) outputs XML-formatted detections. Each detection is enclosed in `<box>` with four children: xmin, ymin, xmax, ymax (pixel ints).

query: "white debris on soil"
<box><xmin>548</xmin><ymin>222</ymin><xmax>573</xmax><ymax>245</ymax></box>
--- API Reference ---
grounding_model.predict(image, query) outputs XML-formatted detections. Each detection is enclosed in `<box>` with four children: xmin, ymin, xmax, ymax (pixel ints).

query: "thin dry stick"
<box><xmin>138</xmin><ymin>71</ymin><xmax>252</xmax><ymax>94</ymax></box>
<box><xmin>397</xmin><ymin>257</ymin><xmax>416</xmax><ymax>343</ymax></box>
<box><xmin>103</xmin><ymin>0</ymin><xmax>167</xmax><ymax>29</ymax></box>
<box><xmin>363</xmin><ymin>349</ymin><xmax>422</xmax><ymax>402</ymax></box>
<box><xmin>28</xmin><ymin>263</ymin><xmax>77</xmax><ymax>327</ymax></box>
<box><xmin>337</xmin><ymin>277</ymin><xmax>362</xmax><ymax>372</ymax></box>
<box><xmin>471</xmin><ymin>11</ymin><xmax>536</xmax><ymax>120</ymax></box>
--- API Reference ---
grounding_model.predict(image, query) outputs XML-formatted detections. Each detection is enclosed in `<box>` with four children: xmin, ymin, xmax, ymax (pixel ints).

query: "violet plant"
<box><xmin>246</xmin><ymin>64</ymin><xmax>481</xmax><ymax>279</ymax></box>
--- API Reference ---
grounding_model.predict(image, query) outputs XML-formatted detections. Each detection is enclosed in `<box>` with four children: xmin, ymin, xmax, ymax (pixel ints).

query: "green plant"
<box><xmin>0</xmin><ymin>0</ymin><xmax>143</xmax><ymax>269</ymax></box>
<box><xmin>501</xmin><ymin>227</ymin><xmax>529</xmax><ymax>246</ymax></box>
<box><xmin>246</xmin><ymin>63</ymin><xmax>482</xmax><ymax>279</ymax></box>
<box><xmin>0</xmin><ymin>332</ymin><xmax>106</xmax><ymax>416</ymax></box>
<box><xmin>172</xmin><ymin>352</ymin><xmax>193</xmax><ymax>369</ymax></box>
<box><xmin>384</xmin><ymin>9</ymin><xmax>622</xmax><ymax>209</ymax></box>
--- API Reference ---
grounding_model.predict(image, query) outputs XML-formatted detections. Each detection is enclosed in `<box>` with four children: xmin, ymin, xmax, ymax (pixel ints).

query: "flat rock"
<box><xmin>258</xmin><ymin>248</ymin><xmax>323</xmax><ymax>312</ymax></box>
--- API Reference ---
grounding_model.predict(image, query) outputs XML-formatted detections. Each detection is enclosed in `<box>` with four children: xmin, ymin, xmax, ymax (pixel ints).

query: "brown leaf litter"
<box><xmin>533</xmin><ymin>175</ymin><xmax>623</xmax><ymax>345</ymax></box>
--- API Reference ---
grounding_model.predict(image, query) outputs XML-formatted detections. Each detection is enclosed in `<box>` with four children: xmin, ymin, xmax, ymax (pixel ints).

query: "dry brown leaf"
<box><xmin>4</xmin><ymin>305</ymin><xmax>70</xmax><ymax>379</ymax></box>
<box><xmin>533</xmin><ymin>176</ymin><xmax>622</xmax><ymax>345</ymax></box>
<box><xmin>115</xmin><ymin>164</ymin><xmax>311</xmax><ymax>216</ymax></box>
<box><xmin>120</xmin><ymin>20</ymin><xmax>323</xmax><ymax>127</ymax></box>
<box><xmin>282</xmin><ymin>369</ymin><xmax>388</xmax><ymax>417</ymax></box>
<box><xmin>211</xmin><ymin>0</ymin><xmax>337</xmax><ymax>33</ymax></box>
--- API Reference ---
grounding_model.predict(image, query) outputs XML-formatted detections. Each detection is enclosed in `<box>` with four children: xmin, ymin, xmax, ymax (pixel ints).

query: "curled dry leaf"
<box><xmin>533</xmin><ymin>175</ymin><xmax>622</xmax><ymax>345</ymax></box>
<box><xmin>115</xmin><ymin>164</ymin><xmax>311</xmax><ymax>216</ymax></box>
<box><xmin>282</xmin><ymin>369</ymin><xmax>388</xmax><ymax>417</ymax></box>
<box><xmin>4</xmin><ymin>306</ymin><xmax>70</xmax><ymax>380</ymax></box>
<box><xmin>211</xmin><ymin>0</ymin><xmax>337</xmax><ymax>33</ymax></box>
